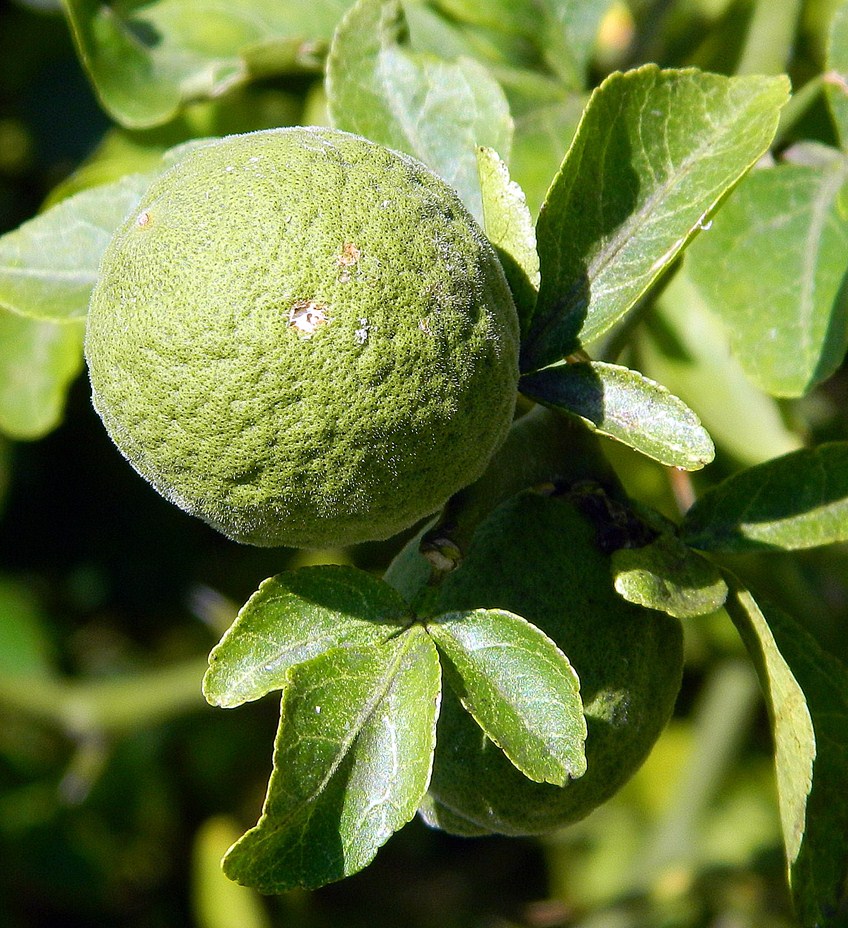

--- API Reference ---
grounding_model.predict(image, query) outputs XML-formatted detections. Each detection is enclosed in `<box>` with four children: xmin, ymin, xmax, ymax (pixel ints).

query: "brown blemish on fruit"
<box><xmin>288</xmin><ymin>300</ymin><xmax>330</xmax><ymax>338</ymax></box>
<box><xmin>337</xmin><ymin>242</ymin><xmax>361</xmax><ymax>282</ymax></box>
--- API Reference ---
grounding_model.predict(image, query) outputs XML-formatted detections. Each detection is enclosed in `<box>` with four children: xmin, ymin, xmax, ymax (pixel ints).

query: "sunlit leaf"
<box><xmin>223</xmin><ymin>628</ymin><xmax>440</xmax><ymax>892</ymax></box>
<box><xmin>427</xmin><ymin>608</ymin><xmax>586</xmax><ymax>785</ymax></box>
<box><xmin>326</xmin><ymin>0</ymin><xmax>512</xmax><ymax>223</ymax></box>
<box><xmin>683</xmin><ymin>443</ymin><xmax>848</xmax><ymax>552</ymax></box>
<box><xmin>203</xmin><ymin>566</ymin><xmax>410</xmax><ymax>708</ymax></box>
<box><xmin>686</xmin><ymin>160</ymin><xmax>848</xmax><ymax>397</ymax></box>
<box><xmin>62</xmin><ymin>0</ymin><xmax>352</xmax><ymax>128</ymax></box>
<box><xmin>520</xmin><ymin>361</ymin><xmax>714</xmax><ymax>470</ymax></box>
<box><xmin>639</xmin><ymin>270</ymin><xmax>803</xmax><ymax>465</ymax></box>
<box><xmin>476</xmin><ymin>146</ymin><xmax>539</xmax><ymax>330</ymax></box>
<box><xmin>612</xmin><ymin>534</ymin><xmax>728</xmax><ymax>619</ymax></box>
<box><xmin>0</xmin><ymin>174</ymin><xmax>153</xmax><ymax>322</ymax></box>
<box><xmin>522</xmin><ymin>67</ymin><xmax>790</xmax><ymax>371</ymax></box>
<box><xmin>0</xmin><ymin>310</ymin><xmax>84</xmax><ymax>440</ymax></box>
<box><xmin>726</xmin><ymin>587</ymin><xmax>848</xmax><ymax>927</ymax></box>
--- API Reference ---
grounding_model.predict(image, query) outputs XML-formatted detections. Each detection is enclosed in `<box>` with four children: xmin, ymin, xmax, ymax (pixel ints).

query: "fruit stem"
<box><xmin>421</xmin><ymin>405</ymin><xmax>624</xmax><ymax>575</ymax></box>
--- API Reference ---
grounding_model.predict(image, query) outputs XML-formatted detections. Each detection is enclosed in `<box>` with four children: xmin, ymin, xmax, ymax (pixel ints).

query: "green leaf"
<box><xmin>683</xmin><ymin>443</ymin><xmax>848</xmax><ymax>553</ymax></box>
<box><xmin>509</xmin><ymin>91</ymin><xmax>585</xmax><ymax>218</ymax></box>
<box><xmin>611</xmin><ymin>534</ymin><xmax>728</xmax><ymax>619</ymax></box>
<box><xmin>522</xmin><ymin>66</ymin><xmax>790</xmax><ymax>371</ymax></box>
<box><xmin>725</xmin><ymin>587</ymin><xmax>848</xmax><ymax>927</ymax></box>
<box><xmin>520</xmin><ymin>361</ymin><xmax>714</xmax><ymax>470</ymax></box>
<box><xmin>203</xmin><ymin>566</ymin><xmax>411</xmax><ymax>709</ymax></box>
<box><xmin>0</xmin><ymin>174</ymin><xmax>153</xmax><ymax>322</ymax></box>
<box><xmin>476</xmin><ymin>146</ymin><xmax>539</xmax><ymax>331</ymax></box>
<box><xmin>62</xmin><ymin>0</ymin><xmax>352</xmax><ymax>128</ymax></box>
<box><xmin>639</xmin><ymin>270</ymin><xmax>803</xmax><ymax>466</ymax></box>
<box><xmin>686</xmin><ymin>160</ymin><xmax>848</xmax><ymax>398</ymax></box>
<box><xmin>223</xmin><ymin>627</ymin><xmax>440</xmax><ymax>893</ymax></box>
<box><xmin>426</xmin><ymin>608</ymin><xmax>586</xmax><ymax>786</ymax></box>
<box><xmin>0</xmin><ymin>311</ymin><xmax>84</xmax><ymax>440</ymax></box>
<box><xmin>538</xmin><ymin>0</ymin><xmax>616</xmax><ymax>89</ymax></box>
<box><xmin>826</xmin><ymin>1</ymin><xmax>848</xmax><ymax>150</ymax></box>
<box><xmin>326</xmin><ymin>0</ymin><xmax>512</xmax><ymax>224</ymax></box>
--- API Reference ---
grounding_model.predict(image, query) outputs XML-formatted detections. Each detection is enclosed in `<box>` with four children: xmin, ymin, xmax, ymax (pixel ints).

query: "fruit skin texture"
<box><xmin>385</xmin><ymin>490</ymin><xmax>684</xmax><ymax>836</ymax></box>
<box><xmin>85</xmin><ymin>127</ymin><xmax>519</xmax><ymax>548</ymax></box>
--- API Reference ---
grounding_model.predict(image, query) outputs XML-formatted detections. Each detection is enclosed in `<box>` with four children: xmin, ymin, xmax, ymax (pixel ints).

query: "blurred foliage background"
<box><xmin>1</xmin><ymin>0</ymin><xmax>847</xmax><ymax>925</ymax></box>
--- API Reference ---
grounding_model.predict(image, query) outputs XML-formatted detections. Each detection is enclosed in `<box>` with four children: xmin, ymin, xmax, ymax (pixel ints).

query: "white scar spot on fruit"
<box><xmin>135</xmin><ymin>210</ymin><xmax>152</xmax><ymax>229</ymax></box>
<box><xmin>418</xmin><ymin>317</ymin><xmax>432</xmax><ymax>335</ymax></box>
<box><xmin>354</xmin><ymin>318</ymin><xmax>370</xmax><ymax>344</ymax></box>
<box><xmin>288</xmin><ymin>300</ymin><xmax>330</xmax><ymax>338</ymax></box>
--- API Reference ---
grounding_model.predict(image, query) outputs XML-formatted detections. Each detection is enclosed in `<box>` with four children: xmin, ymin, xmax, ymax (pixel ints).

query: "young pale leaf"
<box><xmin>522</xmin><ymin>66</ymin><xmax>790</xmax><ymax>371</ymax></box>
<box><xmin>520</xmin><ymin>361</ymin><xmax>714</xmax><ymax>470</ymax></box>
<box><xmin>686</xmin><ymin>160</ymin><xmax>848</xmax><ymax>398</ymax></box>
<box><xmin>0</xmin><ymin>311</ymin><xmax>84</xmax><ymax>440</ymax></box>
<box><xmin>683</xmin><ymin>444</ymin><xmax>848</xmax><ymax>553</ymax></box>
<box><xmin>611</xmin><ymin>534</ymin><xmax>727</xmax><ymax>619</ymax></box>
<box><xmin>725</xmin><ymin>587</ymin><xmax>848</xmax><ymax>927</ymax></box>
<box><xmin>826</xmin><ymin>2</ymin><xmax>848</xmax><ymax>150</ymax></box>
<box><xmin>426</xmin><ymin>608</ymin><xmax>586</xmax><ymax>786</ymax></box>
<box><xmin>223</xmin><ymin>628</ymin><xmax>441</xmax><ymax>893</ymax></box>
<box><xmin>203</xmin><ymin>566</ymin><xmax>410</xmax><ymax>709</ymax></box>
<box><xmin>62</xmin><ymin>0</ymin><xmax>352</xmax><ymax>128</ymax></box>
<box><xmin>476</xmin><ymin>146</ymin><xmax>539</xmax><ymax>331</ymax></box>
<box><xmin>326</xmin><ymin>0</ymin><xmax>512</xmax><ymax>224</ymax></box>
<box><xmin>639</xmin><ymin>270</ymin><xmax>802</xmax><ymax>465</ymax></box>
<box><xmin>0</xmin><ymin>174</ymin><xmax>153</xmax><ymax>322</ymax></box>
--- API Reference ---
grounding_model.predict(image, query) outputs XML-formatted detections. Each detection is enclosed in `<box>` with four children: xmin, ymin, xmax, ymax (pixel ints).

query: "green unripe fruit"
<box><xmin>85</xmin><ymin>127</ymin><xmax>519</xmax><ymax>548</ymax></box>
<box><xmin>385</xmin><ymin>490</ymin><xmax>684</xmax><ymax>836</ymax></box>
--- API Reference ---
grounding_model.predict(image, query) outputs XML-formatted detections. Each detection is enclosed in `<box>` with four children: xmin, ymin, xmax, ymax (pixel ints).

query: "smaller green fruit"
<box><xmin>385</xmin><ymin>490</ymin><xmax>684</xmax><ymax>836</ymax></box>
<box><xmin>85</xmin><ymin>127</ymin><xmax>519</xmax><ymax>548</ymax></box>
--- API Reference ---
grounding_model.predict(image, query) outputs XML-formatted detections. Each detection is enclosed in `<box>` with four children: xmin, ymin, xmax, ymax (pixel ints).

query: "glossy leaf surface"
<box><xmin>427</xmin><ymin>608</ymin><xmax>586</xmax><ymax>785</ymax></box>
<box><xmin>520</xmin><ymin>361</ymin><xmax>714</xmax><ymax>470</ymax></box>
<box><xmin>204</xmin><ymin>566</ymin><xmax>410</xmax><ymax>708</ymax></box>
<box><xmin>223</xmin><ymin>628</ymin><xmax>440</xmax><ymax>892</ymax></box>
<box><xmin>523</xmin><ymin>67</ymin><xmax>790</xmax><ymax>370</ymax></box>
<box><xmin>683</xmin><ymin>444</ymin><xmax>848</xmax><ymax>552</ymax></box>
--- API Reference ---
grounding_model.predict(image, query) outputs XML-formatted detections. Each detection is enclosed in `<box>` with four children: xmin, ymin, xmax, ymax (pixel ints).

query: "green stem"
<box><xmin>0</xmin><ymin>656</ymin><xmax>210</xmax><ymax>737</ymax></box>
<box><xmin>736</xmin><ymin>0</ymin><xmax>802</xmax><ymax>76</ymax></box>
<box><xmin>774</xmin><ymin>74</ymin><xmax>825</xmax><ymax>147</ymax></box>
<box><xmin>631</xmin><ymin>658</ymin><xmax>760</xmax><ymax>887</ymax></box>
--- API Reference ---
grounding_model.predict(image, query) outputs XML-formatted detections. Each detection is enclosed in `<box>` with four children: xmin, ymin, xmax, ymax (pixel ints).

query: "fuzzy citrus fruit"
<box><xmin>386</xmin><ymin>488</ymin><xmax>684</xmax><ymax>836</ymax></box>
<box><xmin>85</xmin><ymin>127</ymin><xmax>519</xmax><ymax>548</ymax></box>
